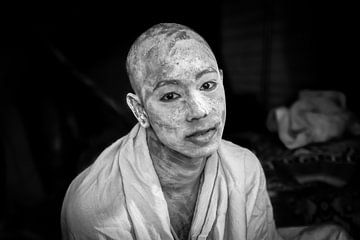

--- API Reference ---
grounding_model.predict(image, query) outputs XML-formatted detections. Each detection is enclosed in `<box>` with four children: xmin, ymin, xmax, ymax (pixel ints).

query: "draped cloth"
<box><xmin>61</xmin><ymin>124</ymin><xmax>350</xmax><ymax>240</ymax></box>
<box><xmin>267</xmin><ymin>90</ymin><xmax>356</xmax><ymax>149</ymax></box>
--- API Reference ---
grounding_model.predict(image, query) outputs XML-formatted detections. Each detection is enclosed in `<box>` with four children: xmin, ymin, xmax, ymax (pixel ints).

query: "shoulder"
<box><xmin>61</xmin><ymin>137</ymin><xmax>132</xmax><ymax>239</ymax></box>
<box><xmin>219</xmin><ymin>139</ymin><xmax>265</xmax><ymax>191</ymax></box>
<box><xmin>220</xmin><ymin>139</ymin><xmax>262</xmax><ymax>173</ymax></box>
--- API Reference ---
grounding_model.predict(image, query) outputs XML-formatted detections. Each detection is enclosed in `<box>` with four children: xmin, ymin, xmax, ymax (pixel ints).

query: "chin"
<box><xmin>184</xmin><ymin>140</ymin><xmax>220</xmax><ymax>159</ymax></box>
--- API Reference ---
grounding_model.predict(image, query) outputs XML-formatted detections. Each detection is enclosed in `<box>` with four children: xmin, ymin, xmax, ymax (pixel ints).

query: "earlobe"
<box><xmin>219</xmin><ymin>69</ymin><xmax>223</xmax><ymax>81</ymax></box>
<box><xmin>126</xmin><ymin>93</ymin><xmax>150</xmax><ymax>128</ymax></box>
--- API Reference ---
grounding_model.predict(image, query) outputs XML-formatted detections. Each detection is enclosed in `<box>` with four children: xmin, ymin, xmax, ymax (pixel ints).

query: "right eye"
<box><xmin>160</xmin><ymin>92</ymin><xmax>180</xmax><ymax>102</ymax></box>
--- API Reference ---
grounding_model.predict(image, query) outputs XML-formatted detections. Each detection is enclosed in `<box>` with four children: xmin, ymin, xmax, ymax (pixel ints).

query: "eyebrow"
<box><xmin>153</xmin><ymin>79</ymin><xmax>179</xmax><ymax>91</ymax></box>
<box><xmin>152</xmin><ymin>67</ymin><xmax>218</xmax><ymax>92</ymax></box>
<box><xmin>195</xmin><ymin>67</ymin><xmax>217</xmax><ymax>80</ymax></box>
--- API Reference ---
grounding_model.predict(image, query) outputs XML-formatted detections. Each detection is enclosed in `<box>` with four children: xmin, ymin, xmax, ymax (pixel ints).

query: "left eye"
<box><xmin>200</xmin><ymin>81</ymin><xmax>217</xmax><ymax>91</ymax></box>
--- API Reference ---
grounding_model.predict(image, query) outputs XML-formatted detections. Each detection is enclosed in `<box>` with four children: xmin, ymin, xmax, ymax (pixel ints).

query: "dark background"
<box><xmin>0</xmin><ymin>1</ymin><xmax>357</xmax><ymax>239</ymax></box>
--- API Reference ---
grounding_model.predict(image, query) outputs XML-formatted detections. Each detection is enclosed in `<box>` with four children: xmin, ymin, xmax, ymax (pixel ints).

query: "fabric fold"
<box><xmin>118</xmin><ymin>125</ymin><xmax>173</xmax><ymax>240</ymax></box>
<box><xmin>61</xmin><ymin>123</ymin><xmax>282</xmax><ymax>239</ymax></box>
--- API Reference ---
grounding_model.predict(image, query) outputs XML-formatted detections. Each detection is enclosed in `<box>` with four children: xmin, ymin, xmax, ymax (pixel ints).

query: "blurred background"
<box><xmin>1</xmin><ymin>1</ymin><xmax>359</xmax><ymax>239</ymax></box>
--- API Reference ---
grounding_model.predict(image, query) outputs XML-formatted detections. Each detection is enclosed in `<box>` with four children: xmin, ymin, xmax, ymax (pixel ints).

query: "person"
<box><xmin>61</xmin><ymin>23</ymin><xmax>351</xmax><ymax>240</ymax></box>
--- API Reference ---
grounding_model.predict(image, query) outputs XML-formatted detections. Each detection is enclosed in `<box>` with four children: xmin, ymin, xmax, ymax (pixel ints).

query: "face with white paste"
<box><xmin>127</xmin><ymin>24</ymin><xmax>226</xmax><ymax>158</ymax></box>
<box><xmin>143</xmin><ymin>43</ymin><xmax>225</xmax><ymax>158</ymax></box>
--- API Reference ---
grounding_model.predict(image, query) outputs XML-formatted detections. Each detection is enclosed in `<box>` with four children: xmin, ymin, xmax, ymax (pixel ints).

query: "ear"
<box><xmin>219</xmin><ymin>69</ymin><xmax>223</xmax><ymax>81</ymax></box>
<box><xmin>126</xmin><ymin>93</ymin><xmax>150</xmax><ymax>128</ymax></box>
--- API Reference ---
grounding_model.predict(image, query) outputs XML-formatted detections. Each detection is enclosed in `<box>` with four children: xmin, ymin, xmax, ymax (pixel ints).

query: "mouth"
<box><xmin>185</xmin><ymin>123</ymin><xmax>219</xmax><ymax>146</ymax></box>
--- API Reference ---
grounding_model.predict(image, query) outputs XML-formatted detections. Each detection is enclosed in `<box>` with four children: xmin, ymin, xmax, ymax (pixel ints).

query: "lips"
<box><xmin>187</xmin><ymin>127</ymin><xmax>216</xmax><ymax>138</ymax></box>
<box><xmin>185</xmin><ymin>123</ymin><xmax>219</xmax><ymax>146</ymax></box>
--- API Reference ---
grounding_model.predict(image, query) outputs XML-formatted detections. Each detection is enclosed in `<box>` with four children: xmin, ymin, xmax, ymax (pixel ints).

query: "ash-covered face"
<box><xmin>140</xmin><ymin>39</ymin><xmax>226</xmax><ymax>158</ymax></box>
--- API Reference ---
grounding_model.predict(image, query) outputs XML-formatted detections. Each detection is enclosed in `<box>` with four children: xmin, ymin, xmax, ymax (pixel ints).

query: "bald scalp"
<box><xmin>126</xmin><ymin>23</ymin><xmax>215</xmax><ymax>99</ymax></box>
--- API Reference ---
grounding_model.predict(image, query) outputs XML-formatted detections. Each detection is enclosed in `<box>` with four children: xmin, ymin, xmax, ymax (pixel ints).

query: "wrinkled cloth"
<box><xmin>267</xmin><ymin>90</ymin><xmax>356</xmax><ymax>149</ymax></box>
<box><xmin>278</xmin><ymin>225</ymin><xmax>352</xmax><ymax>240</ymax></box>
<box><xmin>61</xmin><ymin>124</ymin><xmax>351</xmax><ymax>239</ymax></box>
<box><xmin>61</xmin><ymin>124</ymin><xmax>280</xmax><ymax>240</ymax></box>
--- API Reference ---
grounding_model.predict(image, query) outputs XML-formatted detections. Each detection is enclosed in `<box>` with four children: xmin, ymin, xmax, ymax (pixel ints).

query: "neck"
<box><xmin>146</xmin><ymin>128</ymin><xmax>207</xmax><ymax>191</ymax></box>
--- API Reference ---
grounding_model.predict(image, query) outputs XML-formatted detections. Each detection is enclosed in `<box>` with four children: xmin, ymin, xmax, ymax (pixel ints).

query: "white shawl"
<box><xmin>61</xmin><ymin>124</ymin><xmax>280</xmax><ymax>240</ymax></box>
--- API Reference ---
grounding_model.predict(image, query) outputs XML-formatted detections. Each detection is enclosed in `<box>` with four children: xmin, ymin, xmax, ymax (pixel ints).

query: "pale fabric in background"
<box><xmin>267</xmin><ymin>90</ymin><xmax>360</xmax><ymax>149</ymax></box>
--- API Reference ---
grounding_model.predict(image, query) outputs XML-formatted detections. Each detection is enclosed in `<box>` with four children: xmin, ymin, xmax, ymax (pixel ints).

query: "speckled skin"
<box><xmin>127</xmin><ymin>23</ymin><xmax>214</xmax><ymax>96</ymax></box>
<box><xmin>126</xmin><ymin>23</ymin><xmax>226</xmax><ymax>240</ymax></box>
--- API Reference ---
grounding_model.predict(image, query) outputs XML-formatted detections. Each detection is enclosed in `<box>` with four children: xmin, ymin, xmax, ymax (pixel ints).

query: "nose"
<box><xmin>186</xmin><ymin>94</ymin><xmax>209</xmax><ymax>122</ymax></box>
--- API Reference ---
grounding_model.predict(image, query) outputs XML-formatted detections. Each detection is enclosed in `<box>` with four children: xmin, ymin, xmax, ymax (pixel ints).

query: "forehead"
<box><xmin>147</xmin><ymin>39</ymin><xmax>218</xmax><ymax>81</ymax></box>
<box><xmin>127</xmin><ymin>24</ymin><xmax>221</xmax><ymax>102</ymax></box>
<box><xmin>166</xmin><ymin>39</ymin><xmax>216</xmax><ymax>66</ymax></box>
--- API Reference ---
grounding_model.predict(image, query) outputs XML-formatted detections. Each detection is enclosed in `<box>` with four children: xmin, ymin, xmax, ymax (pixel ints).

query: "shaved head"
<box><xmin>126</xmin><ymin>23</ymin><xmax>218</xmax><ymax>100</ymax></box>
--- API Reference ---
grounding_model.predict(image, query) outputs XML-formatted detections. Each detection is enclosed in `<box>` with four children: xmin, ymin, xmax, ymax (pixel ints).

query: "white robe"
<box><xmin>63</xmin><ymin>124</ymin><xmax>338</xmax><ymax>240</ymax></box>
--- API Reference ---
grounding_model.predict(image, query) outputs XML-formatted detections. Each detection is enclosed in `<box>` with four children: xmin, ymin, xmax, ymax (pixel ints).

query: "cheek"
<box><xmin>221</xmin><ymin>109</ymin><xmax>226</xmax><ymax>123</ymax></box>
<box><xmin>208</xmin><ymin>93</ymin><xmax>226</xmax><ymax>118</ymax></box>
<box><xmin>146</xmin><ymin>103</ymin><xmax>188</xmax><ymax>149</ymax></box>
<box><xmin>146</xmin><ymin>101</ymin><xmax>186</xmax><ymax>131</ymax></box>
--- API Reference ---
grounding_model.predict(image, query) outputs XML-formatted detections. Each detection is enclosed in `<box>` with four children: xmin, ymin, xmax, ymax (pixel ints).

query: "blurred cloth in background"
<box><xmin>267</xmin><ymin>90</ymin><xmax>360</xmax><ymax>149</ymax></box>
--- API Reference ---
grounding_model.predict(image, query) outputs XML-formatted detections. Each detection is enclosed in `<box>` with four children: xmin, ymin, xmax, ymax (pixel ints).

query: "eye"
<box><xmin>160</xmin><ymin>92</ymin><xmax>180</xmax><ymax>102</ymax></box>
<box><xmin>200</xmin><ymin>81</ymin><xmax>217</xmax><ymax>91</ymax></box>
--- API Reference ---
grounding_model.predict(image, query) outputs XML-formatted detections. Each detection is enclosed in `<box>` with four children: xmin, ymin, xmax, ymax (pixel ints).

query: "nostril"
<box><xmin>187</xmin><ymin>113</ymin><xmax>207</xmax><ymax>122</ymax></box>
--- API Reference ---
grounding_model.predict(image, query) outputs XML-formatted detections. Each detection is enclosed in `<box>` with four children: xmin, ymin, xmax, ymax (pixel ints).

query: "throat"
<box><xmin>146</xmin><ymin>128</ymin><xmax>207</xmax><ymax>239</ymax></box>
<box><xmin>146</xmin><ymin>128</ymin><xmax>207</xmax><ymax>190</ymax></box>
